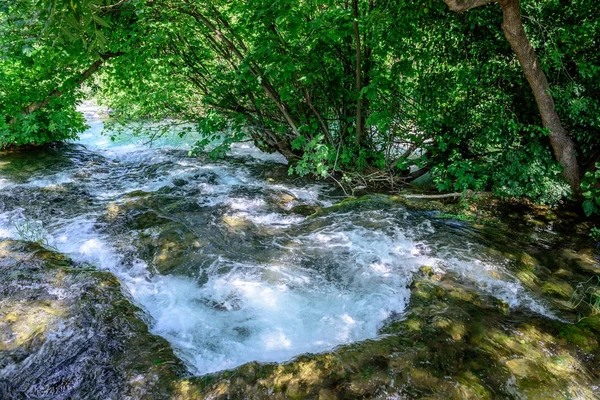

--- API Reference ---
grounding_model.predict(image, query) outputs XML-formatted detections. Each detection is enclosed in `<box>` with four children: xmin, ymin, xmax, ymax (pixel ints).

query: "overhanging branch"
<box><xmin>443</xmin><ymin>0</ymin><xmax>497</xmax><ymax>12</ymax></box>
<box><xmin>12</xmin><ymin>51</ymin><xmax>122</xmax><ymax>122</ymax></box>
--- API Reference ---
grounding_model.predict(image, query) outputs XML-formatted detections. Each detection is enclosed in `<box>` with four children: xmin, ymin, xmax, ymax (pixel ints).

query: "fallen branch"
<box><xmin>401</xmin><ymin>190</ymin><xmax>488</xmax><ymax>200</ymax></box>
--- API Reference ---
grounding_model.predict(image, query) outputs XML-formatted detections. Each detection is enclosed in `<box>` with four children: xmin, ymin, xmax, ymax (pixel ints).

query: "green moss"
<box><xmin>578</xmin><ymin>315</ymin><xmax>600</xmax><ymax>334</ymax></box>
<box><xmin>542</xmin><ymin>280</ymin><xmax>574</xmax><ymax>299</ymax></box>
<box><xmin>559</xmin><ymin>325</ymin><xmax>598</xmax><ymax>352</ymax></box>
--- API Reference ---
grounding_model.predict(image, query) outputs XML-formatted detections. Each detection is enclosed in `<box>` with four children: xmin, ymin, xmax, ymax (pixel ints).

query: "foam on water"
<box><xmin>441</xmin><ymin>256</ymin><xmax>555</xmax><ymax>317</ymax></box>
<box><xmin>229</xmin><ymin>142</ymin><xmax>288</xmax><ymax>164</ymax></box>
<box><xmin>0</xmin><ymin>208</ymin><xmax>422</xmax><ymax>374</ymax></box>
<box><xmin>60</xmin><ymin>218</ymin><xmax>426</xmax><ymax>374</ymax></box>
<box><xmin>0</xmin><ymin>109</ymin><xmax>558</xmax><ymax>375</ymax></box>
<box><xmin>235</xmin><ymin>212</ymin><xmax>306</xmax><ymax>227</ymax></box>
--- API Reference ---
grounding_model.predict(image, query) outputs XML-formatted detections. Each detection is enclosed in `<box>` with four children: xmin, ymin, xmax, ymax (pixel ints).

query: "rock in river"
<box><xmin>0</xmin><ymin>240</ymin><xmax>185</xmax><ymax>400</ymax></box>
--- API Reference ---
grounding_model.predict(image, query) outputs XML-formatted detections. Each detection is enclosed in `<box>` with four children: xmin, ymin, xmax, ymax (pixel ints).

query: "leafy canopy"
<box><xmin>1</xmin><ymin>0</ymin><xmax>599</xmax><ymax>208</ymax></box>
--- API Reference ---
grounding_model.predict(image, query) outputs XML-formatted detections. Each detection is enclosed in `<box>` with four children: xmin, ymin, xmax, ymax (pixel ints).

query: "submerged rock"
<box><xmin>0</xmin><ymin>240</ymin><xmax>186</xmax><ymax>399</ymax></box>
<box><xmin>181</xmin><ymin>270</ymin><xmax>600</xmax><ymax>399</ymax></box>
<box><xmin>288</xmin><ymin>204</ymin><xmax>321</xmax><ymax>217</ymax></box>
<box><xmin>3</xmin><ymin>238</ymin><xmax>597</xmax><ymax>399</ymax></box>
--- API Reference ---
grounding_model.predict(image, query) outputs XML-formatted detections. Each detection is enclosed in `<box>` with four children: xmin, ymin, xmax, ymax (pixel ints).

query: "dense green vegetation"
<box><xmin>1</xmin><ymin>0</ymin><xmax>598</xmax><ymax>208</ymax></box>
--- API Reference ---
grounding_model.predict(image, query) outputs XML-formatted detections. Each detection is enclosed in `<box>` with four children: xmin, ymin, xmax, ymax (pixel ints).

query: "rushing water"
<box><xmin>0</xmin><ymin>106</ymin><xmax>595</xmax><ymax>387</ymax></box>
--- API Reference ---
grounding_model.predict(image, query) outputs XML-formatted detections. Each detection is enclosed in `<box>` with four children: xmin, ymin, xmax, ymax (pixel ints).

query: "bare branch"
<box><xmin>443</xmin><ymin>0</ymin><xmax>497</xmax><ymax>12</ymax></box>
<box><xmin>401</xmin><ymin>190</ymin><xmax>488</xmax><ymax>200</ymax></box>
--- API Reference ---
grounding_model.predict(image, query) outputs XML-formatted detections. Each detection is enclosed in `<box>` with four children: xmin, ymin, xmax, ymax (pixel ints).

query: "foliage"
<box><xmin>1</xmin><ymin>0</ymin><xmax>599</xmax><ymax>209</ymax></box>
<box><xmin>581</xmin><ymin>162</ymin><xmax>600</xmax><ymax>216</ymax></box>
<box><xmin>590</xmin><ymin>227</ymin><xmax>600</xmax><ymax>242</ymax></box>
<box><xmin>0</xmin><ymin>0</ymin><xmax>136</xmax><ymax>148</ymax></box>
<box><xmin>0</xmin><ymin>1</ymin><xmax>85</xmax><ymax>146</ymax></box>
<box><xmin>489</xmin><ymin>139</ymin><xmax>570</xmax><ymax>205</ymax></box>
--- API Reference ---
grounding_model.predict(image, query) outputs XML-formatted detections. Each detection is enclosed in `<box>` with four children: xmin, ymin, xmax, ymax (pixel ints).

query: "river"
<box><xmin>1</xmin><ymin>105</ymin><xmax>599</xmax><ymax>398</ymax></box>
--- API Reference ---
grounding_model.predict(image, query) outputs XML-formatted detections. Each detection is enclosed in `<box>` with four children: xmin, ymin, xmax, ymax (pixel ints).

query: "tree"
<box><xmin>100</xmin><ymin>0</ymin><xmax>405</xmax><ymax>183</ymax></box>
<box><xmin>0</xmin><ymin>0</ymin><xmax>130</xmax><ymax>148</ymax></box>
<box><xmin>3</xmin><ymin>0</ymin><xmax>597</xmax><ymax>206</ymax></box>
<box><xmin>443</xmin><ymin>0</ymin><xmax>581</xmax><ymax>194</ymax></box>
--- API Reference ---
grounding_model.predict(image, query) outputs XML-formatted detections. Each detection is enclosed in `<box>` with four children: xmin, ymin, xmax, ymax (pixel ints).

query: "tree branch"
<box><xmin>14</xmin><ymin>52</ymin><xmax>122</xmax><ymax>121</ymax></box>
<box><xmin>304</xmin><ymin>88</ymin><xmax>334</xmax><ymax>146</ymax></box>
<box><xmin>443</xmin><ymin>0</ymin><xmax>497</xmax><ymax>12</ymax></box>
<box><xmin>402</xmin><ymin>190</ymin><xmax>486</xmax><ymax>200</ymax></box>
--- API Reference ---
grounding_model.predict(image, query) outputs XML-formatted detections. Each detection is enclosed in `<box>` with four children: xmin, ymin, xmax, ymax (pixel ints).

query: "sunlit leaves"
<box><xmin>40</xmin><ymin>0</ymin><xmax>116</xmax><ymax>52</ymax></box>
<box><xmin>0</xmin><ymin>0</ymin><xmax>133</xmax><ymax>147</ymax></box>
<box><xmin>2</xmin><ymin>0</ymin><xmax>598</xmax><ymax>209</ymax></box>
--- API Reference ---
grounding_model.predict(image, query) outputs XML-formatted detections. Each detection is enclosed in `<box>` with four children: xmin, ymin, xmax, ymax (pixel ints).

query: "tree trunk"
<box><xmin>443</xmin><ymin>0</ymin><xmax>581</xmax><ymax>194</ymax></box>
<box><xmin>352</xmin><ymin>0</ymin><xmax>364</xmax><ymax>145</ymax></box>
<box><xmin>498</xmin><ymin>0</ymin><xmax>580</xmax><ymax>193</ymax></box>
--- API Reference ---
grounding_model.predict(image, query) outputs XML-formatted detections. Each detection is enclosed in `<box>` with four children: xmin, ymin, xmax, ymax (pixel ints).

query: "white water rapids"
<box><xmin>0</xmin><ymin>105</ymin><xmax>555</xmax><ymax>375</ymax></box>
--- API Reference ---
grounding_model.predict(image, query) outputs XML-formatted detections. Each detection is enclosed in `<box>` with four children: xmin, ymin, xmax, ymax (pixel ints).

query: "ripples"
<box><xmin>0</xmin><ymin>116</ymin><xmax>558</xmax><ymax>376</ymax></box>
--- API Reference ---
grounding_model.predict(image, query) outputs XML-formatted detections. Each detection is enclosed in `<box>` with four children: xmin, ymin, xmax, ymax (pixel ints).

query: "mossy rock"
<box><xmin>542</xmin><ymin>279</ymin><xmax>575</xmax><ymax>299</ymax></box>
<box><xmin>578</xmin><ymin>315</ymin><xmax>600</xmax><ymax>334</ymax></box>
<box><xmin>561</xmin><ymin>249</ymin><xmax>600</xmax><ymax>274</ymax></box>
<box><xmin>0</xmin><ymin>240</ymin><xmax>186</xmax><ymax>399</ymax></box>
<box><xmin>309</xmin><ymin>194</ymin><xmax>403</xmax><ymax>219</ymax></box>
<box><xmin>288</xmin><ymin>204</ymin><xmax>321</xmax><ymax>217</ymax></box>
<box><xmin>177</xmin><ymin>271</ymin><xmax>600</xmax><ymax>399</ymax></box>
<box><xmin>559</xmin><ymin>325</ymin><xmax>599</xmax><ymax>352</ymax></box>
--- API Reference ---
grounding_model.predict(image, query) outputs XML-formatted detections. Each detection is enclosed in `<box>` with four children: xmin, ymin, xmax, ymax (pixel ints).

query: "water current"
<box><xmin>0</xmin><ymin>105</ymin><xmax>574</xmax><ymax>378</ymax></box>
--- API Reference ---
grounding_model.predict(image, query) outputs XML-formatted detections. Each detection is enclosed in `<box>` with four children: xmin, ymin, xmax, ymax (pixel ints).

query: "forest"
<box><xmin>1</xmin><ymin>0</ymin><xmax>598</xmax><ymax>211</ymax></box>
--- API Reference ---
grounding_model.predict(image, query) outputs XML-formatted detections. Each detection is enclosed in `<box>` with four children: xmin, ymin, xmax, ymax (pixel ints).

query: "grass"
<box><xmin>569</xmin><ymin>275</ymin><xmax>600</xmax><ymax>319</ymax></box>
<box><xmin>13</xmin><ymin>219</ymin><xmax>57</xmax><ymax>250</ymax></box>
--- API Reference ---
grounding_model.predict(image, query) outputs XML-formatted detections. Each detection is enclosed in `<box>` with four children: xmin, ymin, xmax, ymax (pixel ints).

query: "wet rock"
<box><xmin>276</xmin><ymin>192</ymin><xmax>297</xmax><ymax>205</ymax></box>
<box><xmin>542</xmin><ymin>279</ymin><xmax>575</xmax><ymax>299</ymax></box>
<box><xmin>136</xmin><ymin>225</ymin><xmax>207</xmax><ymax>275</ymax></box>
<box><xmin>0</xmin><ymin>240</ymin><xmax>186</xmax><ymax>399</ymax></box>
<box><xmin>124</xmin><ymin>190</ymin><xmax>153</xmax><ymax>199</ymax></box>
<box><xmin>559</xmin><ymin>324</ymin><xmax>599</xmax><ymax>353</ymax></box>
<box><xmin>172</xmin><ymin>178</ymin><xmax>187</xmax><ymax>187</ymax></box>
<box><xmin>288</xmin><ymin>204</ymin><xmax>320</xmax><ymax>217</ymax></box>
<box><xmin>310</xmin><ymin>194</ymin><xmax>403</xmax><ymax>219</ymax></box>
<box><xmin>561</xmin><ymin>249</ymin><xmax>600</xmax><ymax>274</ymax></box>
<box><xmin>181</xmin><ymin>272</ymin><xmax>600</xmax><ymax>399</ymax></box>
<box><xmin>0</xmin><ymin>185</ymin><xmax>94</xmax><ymax>220</ymax></box>
<box><xmin>222</xmin><ymin>215</ymin><xmax>252</xmax><ymax>230</ymax></box>
<box><xmin>99</xmin><ymin>191</ymin><xmax>276</xmax><ymax>277</ymax></box>
<box><xmin>418</xmin><ymin>265</ymin><xmax>444</xmax><ymax>281</ymax></box>
<box><xmin>518</xmin><ymin>253</ymin><xmax>538</xmax><ymax>269</ymax></box>
<box><xmin>578</xmin><ymin>315</ymin><xmax>600</xmax><ymax>335</ymax></box>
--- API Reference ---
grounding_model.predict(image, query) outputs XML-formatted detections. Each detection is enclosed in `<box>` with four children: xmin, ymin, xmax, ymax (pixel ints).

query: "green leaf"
<box><xmin>92</xmin><ymin>14</ymin><xmax>111</xmax><ymax>28</ymax></box>
<box><xmin>583</xmin><ymin>200</ymin><xmax>596</xmax><ymax>217</ymax></box>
